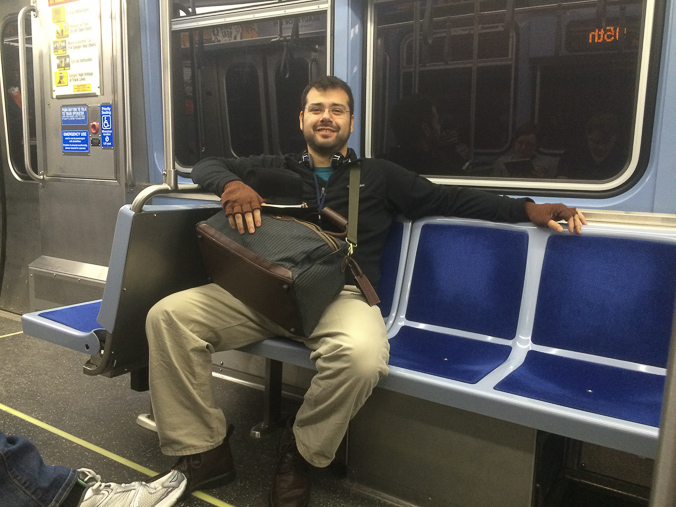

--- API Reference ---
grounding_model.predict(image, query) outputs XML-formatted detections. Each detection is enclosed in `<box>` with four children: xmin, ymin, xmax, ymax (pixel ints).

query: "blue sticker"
<box><xmin>62</xmin><ymin>130</ymin><xmax>90</xmax><ymax>153</ymax></box>
<box><xmin>100</xmin><ymin>104</ymin><xmax>113</xmax><ymax>147</ymax></box>
<box><xmin>61</xmin><ymin>105</ymin><xmax>88</xmax><ymax>125</ymax></box>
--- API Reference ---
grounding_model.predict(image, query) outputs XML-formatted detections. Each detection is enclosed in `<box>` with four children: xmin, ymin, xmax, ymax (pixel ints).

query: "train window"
<box><xmin>369</xmin><ymin>0</ymin><xmax>654</xmax><ymax>191</ymax></box>
<box><xmin>172</xmin><ymin>3</ymin><xmax>328</xmax><ymax>166</ymax></box>
<box><xmin>1</xmin><ymin>18</ymin><xmax>37</xmax><ymax>178</ymax></box>
<box><xmin>275</xmin><ymin>56</ymin><xmax>312</xmax><ymax>155</ymax></box>
<box><xmin>225</xmin><ymin>63</ymin><xmax>265</xmax><ymax>157</ymax></box>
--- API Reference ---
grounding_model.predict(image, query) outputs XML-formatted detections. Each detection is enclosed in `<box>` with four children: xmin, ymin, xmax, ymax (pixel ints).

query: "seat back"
<box><xmin>378</xmin><ymin>219</ymin><xmax>409</xmax><ymax>328</ymax></box>
<box><xmin>402</xmin><ymin>220</ymin><xmax>529</xmax><ymax>340</ymax></box>
<box><xmin>94</xmin><ymin>204</ymin><xmax>218</xmax><ymax>375</ymax></box>
<box><xmin>532</xmin><ymin>235</ymin><xmax>676</xmax><ymax>367</ymax></box>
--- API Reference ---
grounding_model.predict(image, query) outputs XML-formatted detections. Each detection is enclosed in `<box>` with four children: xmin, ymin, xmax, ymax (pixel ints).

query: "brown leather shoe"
<box><xmin>159</xmin><ymin>424</ymin><xmax>236</xmax><ymax>498</ymax></box>
<box><xmin>269</xmin><ymin>422</ymin><xmax>311</xmax><ymax>507</ymax></box>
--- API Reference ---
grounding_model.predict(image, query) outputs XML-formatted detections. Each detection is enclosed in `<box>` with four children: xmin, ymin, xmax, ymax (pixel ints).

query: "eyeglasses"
<box><xmin>305</xmin><ymin>105</ymin><xmax>350</xmax><ymax>117</ymax></box>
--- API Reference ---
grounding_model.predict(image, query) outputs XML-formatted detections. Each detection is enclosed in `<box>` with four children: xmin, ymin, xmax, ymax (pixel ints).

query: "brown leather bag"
<box><xmin>196</xmin><ymin>164</ymin><xmax>378</xmax><ymax>337</ymax></box>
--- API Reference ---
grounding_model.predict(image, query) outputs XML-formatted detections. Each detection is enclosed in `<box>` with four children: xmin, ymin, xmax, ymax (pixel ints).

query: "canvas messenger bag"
<box><xmin>196</xmin><ymin>164</ymin><xmax>379</xmax><ymax>337</ymax></box>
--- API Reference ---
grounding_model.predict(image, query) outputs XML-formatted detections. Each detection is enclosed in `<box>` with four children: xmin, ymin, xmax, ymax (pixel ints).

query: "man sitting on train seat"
<box><xmin>557</xmin><ymin>112</ymin><xmax>628</xmax><ymax>180</ymax></box>
<box><xmin>0</xmin><ymin>431</ymin><xmax>186</xmax><ymax>506</ymax></box>
<box><xmin>492</xmin><ymin>122</ymin><xmax>557</xmax><ymax>179</ymax></box>
<box><xmin>382</xmin><ymin>95</ymin><xmax>470</xmax><ymax>176</ymax></box>
<box><xmin>145</xmin><ymin>75</ymin><xmax>586</xmax><ymax>507</ymax></box>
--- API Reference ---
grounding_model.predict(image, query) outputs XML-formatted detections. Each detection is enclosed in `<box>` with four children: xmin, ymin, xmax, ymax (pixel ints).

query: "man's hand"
<box><xmin>221</xmin><ymin>180</ymin><xmax>264</xmax><ymax>234</ymax></box>
<box><xmin>525</xmin><ymin>202</ymin><xmax>587</xmax><ymax>234</ymax></box>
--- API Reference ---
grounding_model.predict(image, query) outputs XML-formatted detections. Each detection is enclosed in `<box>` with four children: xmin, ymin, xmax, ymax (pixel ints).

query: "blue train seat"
<box><xmin>23</xmin><ymin>205</ymin><xmax>408</xmax><ymax>384</ymax></box>
<box><xmin>22</xmin><ymin>205</ymin><xmax>676</xmax><ymax>458</ymax></box>
<box><xmin>387</xmin><ymin>220</ymin><xmax>528</xmax><ymax>383</ymax></box>
<box><xmin>495</xmin><ymin>235</ymin><xmax>676</xmax><ymax>427</ymax></box>
<box><xmin>22</xmin><ymin>204</ymin><xmax>217</xmax><ymax>379</ymax></box>
<box><xmin>238</xmin><ymin>218</ymin><xmax>411</xmax><ymax>369</ymax></box>
<box><xmin>376</xmin><ymin>219</ymin><xmax>676</xmax><ymax>459</ymax></box>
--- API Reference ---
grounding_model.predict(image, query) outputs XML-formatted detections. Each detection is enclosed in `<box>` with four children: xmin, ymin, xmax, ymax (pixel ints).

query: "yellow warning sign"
<box><xmin>55</xmin><ymin>22</ymin><xmax>69</xmax><ymax>39</ymax></box>
<box><xmin>52</xmin><ymin>6</ymin><xmax>65</xmax><ymax>23</ymax></box>
<box><xmin>56</xmin><ymin>55</ymin><xmax>70</xmax><ymax>70</ymax></box>
<box><xmin>53</xmin><ymin>40</ymin><xmax>67</xmax><ymax>55</ymax></box>
<box><xmin>50</xmin><ymin>0</ymin><xmax>101</xmax><ymax>97</ymax></box>
<box><xmin>55</xmin><ymin>71</ymin><xmax>68</xmax><ymax>87</ymax></box>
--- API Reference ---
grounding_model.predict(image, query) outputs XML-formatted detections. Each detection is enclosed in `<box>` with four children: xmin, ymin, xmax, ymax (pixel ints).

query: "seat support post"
<box><xmin>130</xmin><ymin>366</ymin><xmax>150</xmax><ymax>392</ymax></box>
<box><xmin>250</xmin><ymin>358</ymin><xmax>283</xmax><ymax>438</ymax></box>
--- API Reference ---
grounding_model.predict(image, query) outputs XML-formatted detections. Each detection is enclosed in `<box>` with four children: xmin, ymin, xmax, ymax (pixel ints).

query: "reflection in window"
<box><xmin>276</xmin><ymin>57</ymin><xmax>309</xmax><ymax>155</ymax></box>
<box><xmin>2</xmin><ymin>19</ymin><xmax>37</xmax><ymax>178</ymax></box>
<box><xmin>173</xmin><ymin>9</ymin><xmax>327</xmax><ymax>165</ymax></box>
<box><xmin>226</xmin><ymin>64</ymin><xmax>264</xmax><ymax>157</ymax></box>
<box><xmin>371</xmin><ymin>0</ymin><xmax>649</xmax><ymax>185</ymax></box>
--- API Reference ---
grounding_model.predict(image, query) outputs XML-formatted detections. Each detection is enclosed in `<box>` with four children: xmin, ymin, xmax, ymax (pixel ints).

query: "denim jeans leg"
<box><xmin>0</xmin><ymin>432</ymin><xmax>77</xmax><ymax>506</ymax></box>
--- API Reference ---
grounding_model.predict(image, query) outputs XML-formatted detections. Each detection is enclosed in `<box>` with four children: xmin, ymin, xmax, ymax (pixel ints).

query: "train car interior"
<box><xmin>2</xmin><ymin>0</ymin><xmax>676</xmax><ymax>506</ymax></box>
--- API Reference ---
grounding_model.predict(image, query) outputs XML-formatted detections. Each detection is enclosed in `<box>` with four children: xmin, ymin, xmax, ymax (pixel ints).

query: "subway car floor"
<box><xmin>0</xmin><ymin>311</ymin><xmax>393</xmax><ymax>507</ymax></box>
<box><xmin>0</xmin><ymin>310</ymin><xmax>651</xmax><ymax>507</ymax></box>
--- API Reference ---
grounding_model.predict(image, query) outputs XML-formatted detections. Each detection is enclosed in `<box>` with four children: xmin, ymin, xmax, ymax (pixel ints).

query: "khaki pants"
<box><xmin>145</xmin><ymin>283</ymin><xmax>389</xmax><ymax>468</ymax></box>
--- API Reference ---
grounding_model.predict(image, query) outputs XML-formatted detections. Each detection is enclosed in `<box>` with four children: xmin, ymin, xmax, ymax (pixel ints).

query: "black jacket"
<box><xmin>192</xmin><ymin>151</ymin><xmax>531</xmax><ymax>289</ymax></box>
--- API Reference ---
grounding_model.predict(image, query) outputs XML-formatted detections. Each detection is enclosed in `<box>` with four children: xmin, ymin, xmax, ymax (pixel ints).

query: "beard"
<box><xmin>303</xmin><ymin>122</ymin><xmax>350</xmax><ymax>158</ymax></box>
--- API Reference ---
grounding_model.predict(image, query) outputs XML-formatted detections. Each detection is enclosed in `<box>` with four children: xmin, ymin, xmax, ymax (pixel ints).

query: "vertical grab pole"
<box><xmin>17</xmin><ymin>5</ymin><xmax>43</xmax><ymax>182</ymax></box>
<box><xmin>0</xmin><ymin>27</ymin><xmax>22</xmax><ymax>181</ymax></box>
<box><xmin>158</xmin><ymin>0</ymin><xmax>176</xmax><ymax>189</ymax></box>
<box><xmin>0</xmin><ymin>19</ymin><xmax>27</xmax><ymax>181</ymax></box>
<box><xmin>649</xmin><ymin>294</ymin><xmax>676</xmax><ymax>506</ymax></box>
<box><xmin>120</xmin><ymin>0</ymin><xmax>135</xmax><ymax>190</ymax></box>
<box><xmin>130</xmin><ymin>2</ymin><xmax>200</xmax><ymax>213</ymax></box>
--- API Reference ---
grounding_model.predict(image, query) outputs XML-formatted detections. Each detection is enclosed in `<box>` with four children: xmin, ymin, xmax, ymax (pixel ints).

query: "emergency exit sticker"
<box><xmin>62</xmin><ymin>130</ymin><xmax>89</xmax><ymax>153</ymax></box>
<box><xmin>100</xmin><ymin>104</ymin><xmax>113</xmax><ymax>147</ymax></box>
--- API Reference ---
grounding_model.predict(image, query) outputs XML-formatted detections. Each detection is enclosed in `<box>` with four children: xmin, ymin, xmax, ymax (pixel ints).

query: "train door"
<box><xmin>0</xmin><ymin>2</ymin><xmax>39</xmax><ymax>314</ymax></box>
<box><xmin>0</xmin><ymin>0</ymin><xmax>147</xmax><ymax>313</ymax></box>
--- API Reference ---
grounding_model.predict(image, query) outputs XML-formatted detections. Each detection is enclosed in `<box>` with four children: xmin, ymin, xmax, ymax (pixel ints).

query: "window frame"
<box><xmin>170</xmin><ymin>0</ymin><xmax>332</xmax><ymax>167</ymax></box>
<box><xmin>365</xmin><ymin>0</ymin><xmax>662</xmax><ymax>197</ymax></box>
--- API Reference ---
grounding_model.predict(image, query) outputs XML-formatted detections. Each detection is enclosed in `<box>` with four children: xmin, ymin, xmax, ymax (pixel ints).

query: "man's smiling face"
<box><xmin>299</xmin><ymin>87</ymin><xmax>354</xmax><ymax>159</ymax></box>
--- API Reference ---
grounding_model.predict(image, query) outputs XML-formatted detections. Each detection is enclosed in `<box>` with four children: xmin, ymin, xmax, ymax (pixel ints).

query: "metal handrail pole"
<box><xmin>649</xmin><ymin>293</ymin><xmax>676</xmax><ymax>506</ymax></box>
<box><xmin>128</xmin><ymin>0</ymin><xmax>188</xmax><ymax>215</ymax></box>
<box><xmin>17</xmin><ymin>5</ymin><xmax>43</xmax><ymax>182</ymax></box>
<box><xmin>159</xmin><ymin>0</ymin><xmax>176</xmax><ymax>189</ymax></box>
<box><xmin>0</xmin><ymin>23</ymin><xmax>27</xmax><ymax>182</ymax></box>
<box><xmin>129</xmin><ymin>183</ymin><xmax>202</xmax><ymax>213</ymax></box>
<box><xmin>121</xmin><ymin>0</ymin><xmax>135</xmax><ymax>189</ymax></box>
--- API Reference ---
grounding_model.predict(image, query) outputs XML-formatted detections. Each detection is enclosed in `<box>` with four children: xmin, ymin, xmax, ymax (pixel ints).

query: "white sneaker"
<box><xmin>77</xmin><ymin>469</ymin><xmax>187</xmax><ymax>507</ymax></box>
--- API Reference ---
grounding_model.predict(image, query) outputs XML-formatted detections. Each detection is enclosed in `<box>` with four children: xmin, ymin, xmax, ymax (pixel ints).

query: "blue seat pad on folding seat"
<box><xmin>389</xmin><ymin>326</ymin><xmax>512</xmax><ymax>384</ymax></box>
<box><xmin>494</xmin><ymin>351</ymin><xmax>665</xmax><ymax>427</ymax></box>
<box><xmin>38</xmin><ymin>300</ymin><xmax>103</xmax><ymax>334</ymax></box>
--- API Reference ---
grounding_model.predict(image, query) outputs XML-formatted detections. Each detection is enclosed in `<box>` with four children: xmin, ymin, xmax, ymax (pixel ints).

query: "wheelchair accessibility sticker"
<box><xmin>100</xmin><ymin>104</ymin><xmax>113</xmax><ymax>148</ymax></box>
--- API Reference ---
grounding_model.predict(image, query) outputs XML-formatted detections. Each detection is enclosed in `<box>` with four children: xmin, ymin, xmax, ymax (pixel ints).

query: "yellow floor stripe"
<box><xmin>0</xmin><ymin>402</ymin><xmax>235</xmax><ymax>507</ymax></box>
<box><xmin>0</xmin><ymin>331</ymin><xmax>23</xmax><ymax>339</ymax></box>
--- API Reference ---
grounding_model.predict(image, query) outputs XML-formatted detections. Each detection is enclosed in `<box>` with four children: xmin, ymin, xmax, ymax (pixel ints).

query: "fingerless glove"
<box><xmin>221</xmin><ymin>180</ymin><xmax>264</xmax><ymax>216</ymax></box>
<box><xmin>524</xmin><ymin>201</ymin><xmax>578</xmax><ymax>227</ymax></box>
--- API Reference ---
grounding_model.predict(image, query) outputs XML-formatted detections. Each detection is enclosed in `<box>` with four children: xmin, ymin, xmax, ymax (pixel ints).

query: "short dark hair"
<box><xmin>514</xmin><ymin>122</ymin><xmax>539</xmax><ymax>140</ymax></box>
<box><xmin>301</xmin><ymin>76</ymin><xmax>354</xmax><ymax>114</ymax></box>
